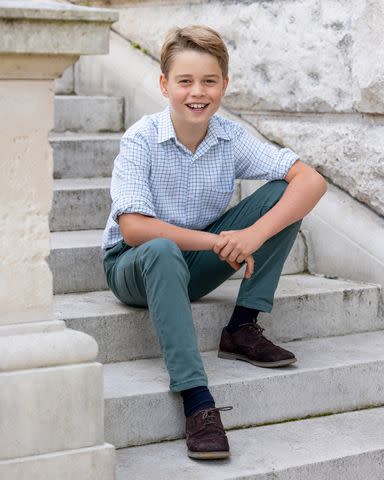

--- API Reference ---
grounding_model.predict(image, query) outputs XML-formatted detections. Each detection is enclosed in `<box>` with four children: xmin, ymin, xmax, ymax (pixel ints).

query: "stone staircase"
<box><xmin>50</xmin><ymin>94</ymin><xmax>384</xmax><ymax>478</ymax></box>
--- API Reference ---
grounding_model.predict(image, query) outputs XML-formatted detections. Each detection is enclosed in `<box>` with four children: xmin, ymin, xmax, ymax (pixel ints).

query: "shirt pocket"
<box><xmin>201</xmin><ymin>184</ymin><xmax>235</xmax><ymax>217</ymax></box>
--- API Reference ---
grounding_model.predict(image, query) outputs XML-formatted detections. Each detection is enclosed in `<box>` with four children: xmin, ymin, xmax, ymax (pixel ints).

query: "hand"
<box><xmin>224</xmin><ymin>255</ymin><xmax>254</xmax><ymax>279</ymax></box>
<box><xmin>213</xmin><ymin>228</ymin><xmax>265</xmax><ymax>279</ymax></box>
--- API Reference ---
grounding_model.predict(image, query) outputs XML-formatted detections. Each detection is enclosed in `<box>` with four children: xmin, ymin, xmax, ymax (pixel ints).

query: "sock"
<box><xmin>180</xmin><ymin>386</ymin><xmax>215</xmax><ymax>417</ymax></box>
<box><xmin>226</xmin><ymin>305</ymin><xmax>260</xmax><ymax>334</ymax></box>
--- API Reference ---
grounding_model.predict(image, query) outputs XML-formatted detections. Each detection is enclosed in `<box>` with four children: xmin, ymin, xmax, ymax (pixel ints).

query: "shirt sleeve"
<box><xmin>110</xmin><ymin>133</ymin><xmax>156</xmax><ymax>224</ymax></box>
<box><xmin>233</xmin><ymin>125</ymin><xmax>299</xmax><ymax>181</ymax></box>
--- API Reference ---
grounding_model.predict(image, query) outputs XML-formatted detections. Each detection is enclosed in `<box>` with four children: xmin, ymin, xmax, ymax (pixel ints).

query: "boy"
<box><xmin>102</xmin><ymin>25</ymin><xmax>327</xmax><ymax>460</ymax></box>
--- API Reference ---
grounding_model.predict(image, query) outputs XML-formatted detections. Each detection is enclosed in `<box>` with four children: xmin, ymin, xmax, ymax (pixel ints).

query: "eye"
<box><xmin>205</xmin><ymin>79</ymin><xmax>217</xmax><ymax>84</ymax></box>
<box><xmin>179</xmin><ymin>79</ymin><xmax>191</xmax><ymax>84</ymax></box>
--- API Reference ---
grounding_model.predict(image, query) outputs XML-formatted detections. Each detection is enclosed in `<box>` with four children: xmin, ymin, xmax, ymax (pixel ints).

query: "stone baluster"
<box><xmin>0</xmin><ymin>2</ymin><xmax>118</xmax><ymax>478</ymax></box>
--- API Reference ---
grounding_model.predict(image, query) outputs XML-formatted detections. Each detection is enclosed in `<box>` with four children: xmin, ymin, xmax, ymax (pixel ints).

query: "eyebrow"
<box><xmin>175</xmin><ymin>74</ymin><xmax>220</xmax><ymax>79</ymax></box>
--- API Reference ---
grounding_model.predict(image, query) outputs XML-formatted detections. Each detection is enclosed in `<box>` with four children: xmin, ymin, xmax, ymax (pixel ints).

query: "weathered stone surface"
<box><xmin>352</xmin><ymin>0</ymin><xmax>384</xmax><ymax>113</ymax></box>
<box><xmin>54</xmin><ymin>65</ymin><xmax>74</xmax><ymax>94</ymax></box>
<box><xmin>115</xmin><ymin>407</ymin><xmax>384</xmax><ymax>479</ymax></box>
<box><xmin>0</xmin><ymin>363</ymin><xmax>103</xmax><ymax>459</ymax></box>
<box><xmin>302</xmin><ymin>183</ymin><xmax>384</xmax><ymax>307</ymax></box>
<box><xmin>113</xmin><ymin>0</ymin><xmax>384</xmax><ymax>114</ymax></box>
<box><xmin>50</xmin><ymin>132</ymin><xmax>120</xmax><ymax>179</ymax></box>
<box><xmin>0</xmin><ymin>444</ymin><xmax>115</xmax><ymax>480</ymax></box>
<box><xmin>0</xmin><ymin>80</ymin><xmax>53</xmax><ymax>325</ymax></box>
<box><xmin>54</xmin><ymin>275</ymin><xmax>380</xmax><ymax>364</ymax></box>
<box><xmin>50</xmin><ymin>178</ymin><xmax>111</xmax><ymax>231</ymax></box>
<box><xmin>104</xmin><ymin>331</ymin><xmax>384</xmax><ymax>447</ymax></box>
<box><xmin>0</xmin><ymin>1</ymin><xmax>117</xmax><ymax>22</ymax></box>
<box><xmin>54</xmin><ymin>95</ymin><xmax>124</xmax><ymax>133</ymax></box>
<box><xmin>242</xmin><ymin>112</ymin><xmax>384</xmax><ymax>217</ymax></box>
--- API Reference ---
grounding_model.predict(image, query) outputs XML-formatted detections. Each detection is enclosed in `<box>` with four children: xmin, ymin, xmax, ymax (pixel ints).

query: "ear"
<box><xmin>159</xmin><ymin>74</ymin><xmax>169</xmax><ymax>98</ymax></box>
<box><xmin>222</xmin><ymin>76</ymin><xmax>229</xmax><ymax>96</ymax></box>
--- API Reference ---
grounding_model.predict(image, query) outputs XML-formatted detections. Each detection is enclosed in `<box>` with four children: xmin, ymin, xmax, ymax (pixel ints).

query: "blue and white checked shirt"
<box><xmin>102</xmin><ymin>106</ymin><xmax>299</xmax><ymax>250</ymax></box>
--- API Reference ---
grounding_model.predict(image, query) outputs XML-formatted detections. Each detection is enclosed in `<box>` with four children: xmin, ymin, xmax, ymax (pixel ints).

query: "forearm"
<box><xmin>249</xmin><ymin>172</ymin><xmax>327</xmax><ymax>242</ymax></box>
<box><xmin>118</xmin><ymin>213</ymin><xmax>218</xmax><ymax>251</ymax></box>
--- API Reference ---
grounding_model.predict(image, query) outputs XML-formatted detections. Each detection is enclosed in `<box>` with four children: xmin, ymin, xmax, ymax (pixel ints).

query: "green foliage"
<box><xmin>131</xmin><ymin>42</ymin><xmax>149</xmax><ymax>56</ymax></box>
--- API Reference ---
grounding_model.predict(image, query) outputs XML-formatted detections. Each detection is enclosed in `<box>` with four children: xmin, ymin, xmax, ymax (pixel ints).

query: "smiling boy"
<box><xmin>102</xmin><ymin>25</ymin><xmax>327</xmax><ymax>460</ymax></box>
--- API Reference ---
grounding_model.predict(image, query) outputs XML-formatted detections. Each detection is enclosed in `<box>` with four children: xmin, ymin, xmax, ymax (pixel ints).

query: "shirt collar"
<box><xmin>157</xmin><ymin>106</ymin><xmax>230</xmax><ymax>145</ymax></box>
<box><xmin>157</xmin><ymin>106</ymin><xmax>176</xmax><ymax>143</ymax></box>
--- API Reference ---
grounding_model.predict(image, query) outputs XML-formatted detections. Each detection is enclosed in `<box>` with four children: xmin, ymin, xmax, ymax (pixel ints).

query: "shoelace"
<box><xmin>241</xmin><ymin>320</ymin><xmax>276</xmax><ymax>346</ymax></box>
<box><xmin>240</xmin><ymin>320</ymin><xmax>265</xmax><ymax>335</ymax></box>
<box><xmin>200</xmin><ymin>406</ymin><xmax>233</xmax><ymax>424</ymax></box>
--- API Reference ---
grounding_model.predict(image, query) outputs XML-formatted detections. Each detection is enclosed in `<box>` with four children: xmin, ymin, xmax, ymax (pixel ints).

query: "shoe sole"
<box><xmin>187</xmin><ymin>450</ymin><xmax>230</xmax><ymax>460</ymax></box>
<box><xmin>218</xmin><ymin>350</ymin><xmax>297</xmax><ymax>367</ymax></box>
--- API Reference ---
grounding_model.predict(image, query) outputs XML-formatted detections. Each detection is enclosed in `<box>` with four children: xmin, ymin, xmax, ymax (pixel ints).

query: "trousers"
<box><xmin>103</xmin><ymin>180</ymin><xmax>302</xmax><ymax>392</ymax></box>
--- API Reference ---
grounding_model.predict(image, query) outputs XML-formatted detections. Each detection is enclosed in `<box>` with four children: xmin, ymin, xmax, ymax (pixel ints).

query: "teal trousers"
<box><xmin>103</xmin><ymin>180</ymin><xmax>302</xmax><ymax>392</ymax></box>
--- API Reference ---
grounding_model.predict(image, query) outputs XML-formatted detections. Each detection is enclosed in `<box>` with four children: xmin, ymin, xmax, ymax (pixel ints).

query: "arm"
<box><xmin>213</xmin><ymin>160</ymin><xmax>327</xmax><ymax>263</ymax></box>
<box><xmin>248</xmin><ymin>159</ymin><xmax>327</xmax><ymax>241</ymax></box>
<box><xmin>119</xmin><ymin>213</ymin><xmax>218</xmax><ymax>251</ymax></box>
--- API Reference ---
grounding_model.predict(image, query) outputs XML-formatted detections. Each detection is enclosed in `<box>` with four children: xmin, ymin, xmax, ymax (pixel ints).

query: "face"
<box><xmin>160</xmin><ymin>49</ymin><xmax>229</xmax><ymax>129</ymax></box>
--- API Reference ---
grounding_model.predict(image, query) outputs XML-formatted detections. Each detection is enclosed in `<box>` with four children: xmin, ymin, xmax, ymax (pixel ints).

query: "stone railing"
<box><xmin>0</xmin><ymin>1</ymin><xmax>118</xmax><ymax>478</ymax></box>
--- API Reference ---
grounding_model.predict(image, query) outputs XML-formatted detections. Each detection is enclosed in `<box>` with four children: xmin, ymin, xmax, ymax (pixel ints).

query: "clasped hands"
<box><xmin>212</xmin><ymin>227</ymin><xmax>265</xmax><ymax>279</ymax></box>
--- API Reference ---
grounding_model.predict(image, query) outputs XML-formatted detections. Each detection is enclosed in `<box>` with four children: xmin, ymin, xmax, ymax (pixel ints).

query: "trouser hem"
<box><xmin>235</xmin><ymin>298</ymin><xmax>272</xmax><ymax>313</ymax></box>
<box><xmin>170</xmin><ymin>377</ymin><xmax>208</xmax><ymax>393</ymax></box>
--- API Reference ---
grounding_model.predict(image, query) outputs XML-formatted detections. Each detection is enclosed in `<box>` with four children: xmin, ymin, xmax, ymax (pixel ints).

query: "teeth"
<box><xmin>188</xmin><ymin>103</ymin><xmax>207</xmax><ymax>109</ymax></box>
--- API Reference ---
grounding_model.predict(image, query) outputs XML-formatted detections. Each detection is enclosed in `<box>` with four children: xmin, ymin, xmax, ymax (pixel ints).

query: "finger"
<box><xmin>244</xmin><ymin>256</ymin><xmax>254</xmax><ymax>279</ymax></box>
<box><xmin>219</xmin><ymin>242</ymin><xmax>237</xmax><ymax>259</ymax></box>
<box><xmin>213</xmin><ymin>238</ymin><xmax>229</xmax><ymax>254</ymax></box>
<box><xmin>226</xmin><ymin>259</ymin><xmax>241</xmax><ymax>271</ymax></box>
<box><xmin>228</xmin><ymin>249</ymin><xmax>241</xmax><ymax>262</ymax></box>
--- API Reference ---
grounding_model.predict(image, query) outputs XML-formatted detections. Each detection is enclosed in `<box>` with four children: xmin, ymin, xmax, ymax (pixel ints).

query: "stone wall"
<box><xmin>73</xmin><ymin>0</ymin><xmax>384</xmax><ymax>217</ymax></box>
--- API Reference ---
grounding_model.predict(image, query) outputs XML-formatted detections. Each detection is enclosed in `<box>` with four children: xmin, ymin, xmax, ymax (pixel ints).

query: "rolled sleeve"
<box><xmin>234</xmin><ymin>126</ymin><xmax>300</xmax><ymax>181</ymax></box>
<box><xmin>110</xmin><ymin>133</ymin><xmax>156</xmax><ymax>224</ymax></box>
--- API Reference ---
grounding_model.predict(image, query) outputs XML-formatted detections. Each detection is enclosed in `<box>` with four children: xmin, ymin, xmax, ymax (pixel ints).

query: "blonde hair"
<box><xmin>160</xmin><ymin>25</ymin><xmax>229</xmax><ymax>79</ymax></box>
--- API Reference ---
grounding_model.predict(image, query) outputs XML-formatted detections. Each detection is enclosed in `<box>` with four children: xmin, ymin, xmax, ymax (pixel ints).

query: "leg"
<box><xmin>184</xmin><ymin>180</ymin><xmax>300</xmax><ymax>368</ymax></box>
<box><xmin>104</xmin><ymin>238</ymin><xmax>231</xmax><ymax>460</ymax></box>
<box><xmin>103</xmin><ymin>237</ymin><xmax>208</xmax><ymax>392</ymax></box>
<box><xmin>184</xmin><ymin>180</ymin><xmax>301</xmax><ymax>309</ymax></box>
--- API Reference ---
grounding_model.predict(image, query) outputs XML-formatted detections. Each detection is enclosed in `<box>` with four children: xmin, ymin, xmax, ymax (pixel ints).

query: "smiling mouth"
<box><xmin>186</xmin><ymin>103</ymin><xmax>209</xmax><ymax>111</ymax></box>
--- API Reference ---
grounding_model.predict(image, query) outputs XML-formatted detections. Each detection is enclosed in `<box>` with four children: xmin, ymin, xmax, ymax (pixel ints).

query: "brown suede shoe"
<box><xmin>218</xmin><ymin>322</ymin><xmax>297</xmax><ymax>367</ymax></box>
<box><xmin>185</xmin><ymin>406</ymin><xmax>233</xmax><ymax>460</ymax></box>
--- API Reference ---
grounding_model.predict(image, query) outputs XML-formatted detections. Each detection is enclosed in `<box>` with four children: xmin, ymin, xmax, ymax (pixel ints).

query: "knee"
<box><xmin>142</xmin><ymin>238</ymin><xmax>185</xmax><ymax>265</ymax></box>
<box><xmin>143</xmin><ymin>237</ymin><xmax>180</xmax><ymax>254</ymax></box>
<box><xmin>141</xmin><ymin>238</ymin><xmax>189</xmax><ymax>278</ymax></box>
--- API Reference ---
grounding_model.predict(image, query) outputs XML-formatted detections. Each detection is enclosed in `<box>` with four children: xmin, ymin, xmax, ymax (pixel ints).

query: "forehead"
<box><xmin>169</xmin><ymin>49</ymin><xmax>222</xmax><ymax>77</ymax></box>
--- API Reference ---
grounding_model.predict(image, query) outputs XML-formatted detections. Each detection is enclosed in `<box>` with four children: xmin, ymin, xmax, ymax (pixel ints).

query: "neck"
<box><xmin>170</xmin><ymin>111</ymin><xmax>209</xmax><ymax>154</ymax></box>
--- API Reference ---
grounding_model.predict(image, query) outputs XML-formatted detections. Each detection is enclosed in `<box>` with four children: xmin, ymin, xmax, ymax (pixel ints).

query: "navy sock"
<box><xmin>180</xmin><ymin>386</ymin><xmax>215</xmax><ymax>417</ymax></box>
<box><xmin>226</xmin><ymin>305</ymin><xmax>260</xmax><ymax>334</ymax></box>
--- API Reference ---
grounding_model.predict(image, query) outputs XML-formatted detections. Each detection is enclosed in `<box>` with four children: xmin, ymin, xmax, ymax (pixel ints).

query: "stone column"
<box><xmin>0</xmin><ymin>2</ymin><xmax>118</xmax><ymax>478</ymax></box>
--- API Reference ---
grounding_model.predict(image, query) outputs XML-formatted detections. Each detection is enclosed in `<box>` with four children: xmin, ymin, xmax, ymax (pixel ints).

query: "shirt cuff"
<box><xmin>270</xmin><ymin>148</ymin><xmax>300</xmax><ymax>181</ymax></box>
<box><xmin>112</xmin><ymin>203</ymin><xmax>156</xmax><ymax>224</ymax></box>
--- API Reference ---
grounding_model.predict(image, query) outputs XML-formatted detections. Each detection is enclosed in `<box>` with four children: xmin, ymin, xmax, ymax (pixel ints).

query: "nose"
<box><xmin>191</xmin><ymin>81</ymin><xmax>204</xmax><ymax>97</ymax></box>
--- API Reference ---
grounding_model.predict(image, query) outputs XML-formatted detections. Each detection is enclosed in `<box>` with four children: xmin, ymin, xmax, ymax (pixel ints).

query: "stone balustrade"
<box><xmin>0</xmin><ymin>1</ymin><xmax>117</xmax><ymax>478</ymax></box>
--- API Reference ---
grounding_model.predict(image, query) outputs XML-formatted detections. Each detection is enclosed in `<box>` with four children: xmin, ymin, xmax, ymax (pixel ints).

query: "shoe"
<box><xmin>218</xmin><ymin>321</ymin><xmax>297</xmax><ymax>367</ymax></box>
<box><xmin>185</xmin><ymin>406</ymin><xmax>233</xmax><ymax>459</ymax></box>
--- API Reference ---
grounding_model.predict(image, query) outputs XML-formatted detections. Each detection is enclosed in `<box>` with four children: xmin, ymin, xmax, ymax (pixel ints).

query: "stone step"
<box><xmin>49</xmin><ymin>230</ymin><xmax>306</xmax><ymax>294</ymax></box>
<box><xmin>50</xmin><ymin>178</ymin><xmax>111</xmax><ymax>232</ymax></box>
<box><xmin>103</xmin><ymin>330</ymin><xmax>384</xmax><ymax>448</ymax></box>
<box><xmin>50</xmin><ymin>132</ymin><xmax>121</xmax><ymax>179</ymax></box>
<box><xmin>54</xmin><ymin>95</ymin><xmax>124</xmax><ymax>133</ymax></box>
<box><xmin>49</xmin><ymin>230</ymin><xmax>107</xmax><ymax>294</ymax></box>
<box><xmin>116</xmin><ymin>406</ymin><xmax>384</xmax><ymax>479</ymax></box>
<box><xmin>55</xmin><ymin>274</ymin><xmax>381</xmax><ymax>364</ymax></box>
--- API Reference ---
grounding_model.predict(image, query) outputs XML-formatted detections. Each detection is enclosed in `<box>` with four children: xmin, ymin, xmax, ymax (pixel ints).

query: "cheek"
<box><xmin>172</xmin><ymin>90</ymin><xmax>188</xmax><ymax>104</ymax></box>
<box><xmin>211</xmin><ymin>88</ymin><xmax>224</xmax><ymax>101</ymax></box>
